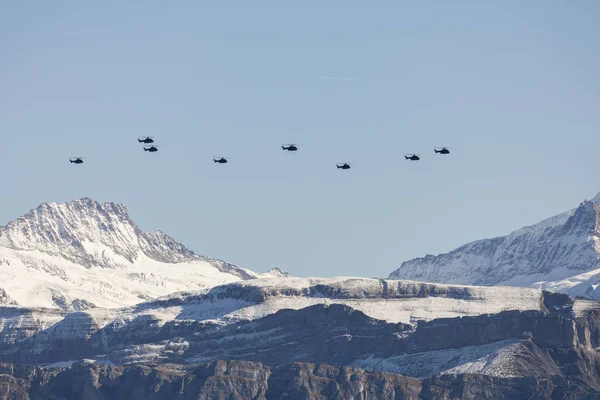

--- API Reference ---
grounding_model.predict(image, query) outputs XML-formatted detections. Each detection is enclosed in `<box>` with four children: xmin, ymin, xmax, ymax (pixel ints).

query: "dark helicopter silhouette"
<box><xmin>213</xmin><ymin>157</ymin><xmax>228</xmax><ymax>164</ymax></box>
<box><xmin>282</xmin><ymin>144</ymin><xmax>298</xmax><ymax>152</ymax></box>
<box><xmin>69</xmin><ymin>157</ymin><xmax>84</xmax><ymax>164</ymax></box>
<box><xmin>138</xmin><ymin>137</ymin><xmax>154</xmax><ymax>144</ymax></box>
<box><xmin>144</xmin><ymin>145</ymin><xmax>159</xmax><ymax>152</ymax></box>
<box><xmin>405</xmin><ymin>154</ymin><xmax>420</xmax><ymax>161</ymax></box>
<box><xmin>336</xmin><ymin>163</ymin><xmax>352</xmax><ymax>170</ymax></box>
<box><xmin>434</xmin><ymin>147</ymin><xmax>450</xmax><ymax>155</ymax></box>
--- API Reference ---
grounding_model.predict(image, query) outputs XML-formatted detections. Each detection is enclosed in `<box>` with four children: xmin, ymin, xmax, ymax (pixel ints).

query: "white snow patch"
<box><xmin>39</xmin><ymin>360</ymin><xmax>75</xmax><ymax>369</ymax></box>
<box><xmin>354</xmin><ymin>339</ymin><xmax>525</xmax><ymax>378</ymax></box>
<box><xmin>152</xmin><ymin>278</ymin><xmax>544</xmax><ymax>325</ymax></box>
<box><xmin>0</xmin><ymin>248</ymin><xmax>244</xmax><ymax>310</ymax></box>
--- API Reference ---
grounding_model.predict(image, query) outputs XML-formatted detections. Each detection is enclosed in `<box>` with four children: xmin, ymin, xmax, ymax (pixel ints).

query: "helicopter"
<box><xmin>213</xmin><ymin>157</ymin><xmax>228</xmax><ymax>164</ymax></box>
<box><xmin>281</xmin><ymin>144</ymin><xmax>298</xmax><ymax>152</ymax></box>
<box><xmin>336</xmin><ymin>163</ymin><xmax>352</xmax><ymax>170</ymax></box>
<box><xmin>434</xmin><ymin>147</ymin><xmax>450</xmax><ymax>155</ymax></box>
<box><xmin>405</xmin><ymin>154</ymin><xmax>420</xmax><ymax>161</ymax></box>
<box><xmin>144</xmin><ymin>145</ymin><xmax>159</xmax><ymax>152</ymax></box>
<box><xmin>138</xmin><ymin>137</ymin><xmax>154</xmax><ymax>144</ymax></box>
<box><xmin>69</xmin><ymin>157</ymin><xmax>84</xmax><ymax>164</ymax></box>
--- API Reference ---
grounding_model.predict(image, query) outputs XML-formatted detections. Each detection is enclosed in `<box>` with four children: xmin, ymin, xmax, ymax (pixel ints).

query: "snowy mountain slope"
<box><xmin>0</xmin><ymin>278</ymin><xmax>546</xmax><ymax>359</ymax></box>
<box><xmin>389</xmin><ymin>194</ymin><xmax>600</xmax><ymax>298</ymax></box>
<box><xmin>132</xmin><ymin>277</ymin><xmax>545</xmax><ymax>326</ymax></box>
<box><xmin>0</xmin><ymin>198</ymin><xmax>259</xmax><ymax>310</ymax></box>
<box><xmin>1</xmin><ymin>279</ymin><xmax>597</xmax><ymax>398</ymax></box>
<box><xmin>0</xmin><ymin>278</ymin><xmax>538</xmax><ymax>346</ymax></box>
<box><xmin>0</xmin><ymin>289</ymin><xmax>589</xmax><ymax>374</ymax></box>
<box><xmin>353</xmin><ymin>339</ymin><xmax>559</xmax><ymax>379</ymax></box>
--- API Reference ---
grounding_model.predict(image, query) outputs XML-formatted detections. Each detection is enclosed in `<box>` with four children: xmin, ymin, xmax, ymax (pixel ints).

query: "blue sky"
<box><xmin>1</xmin><ymin>1</ymin><xmax>599</xmax><ymax>277</ymax></box>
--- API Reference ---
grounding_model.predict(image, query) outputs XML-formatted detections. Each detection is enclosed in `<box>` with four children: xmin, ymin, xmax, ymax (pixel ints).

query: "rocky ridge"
<box><xmin>390</xmin><ymin>194</ymin><xmax>600</xmax><ymax>298</ymax></box>
<box><xmin>0</xmin><ymin>198</ymin><xmax>260</xmax><ymax>311</ymax></box>
<box><xmin>3</xmin><ymin>292</ymin><xmax>600</xmax><ymax>400</ymax></box>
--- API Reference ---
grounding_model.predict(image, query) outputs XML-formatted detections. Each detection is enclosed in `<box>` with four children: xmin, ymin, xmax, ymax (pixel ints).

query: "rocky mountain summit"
<box><xmin>4</xmin><ymin>358</ymin><xmax>600</xmax><ymax>400</ymax></box>
<box><xmin>0</xmin><ymin>198</ymin><xmax>259</xmax><ymax>311</ymax></box>
<box><xmin>0</xmin><ymin>198</ymin><xmax>252</xmax><ymax>274</ymax></box>
<box><xmin>390</xmin><ymin>193</ymin><xmax>600</xmax><ymax>299</ymax></box>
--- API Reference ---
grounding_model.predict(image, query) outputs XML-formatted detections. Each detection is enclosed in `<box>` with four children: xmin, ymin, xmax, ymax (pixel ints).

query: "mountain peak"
<box><xmin>0</xmin><ymin>198</ymin><xmax>260</xmax><ymax>310</ymax></box>
<box><xmin>389</xmin><ymin>192</ymin><xmax>600</xmax><ymax>298</ymax></box>
<box><xmin>0</xmin><ymin>198</ymin><xmax>200</xmax><ymax>268</ymax></box>
<box><xmin>32</xmin><ymin>198</ymin><xmax>132</xmax><ymax>229</ymax></box>
<box><xmin>263</xmin><ymin>267</ymin><xmax>291</xmax><ymax>278</ymax></box>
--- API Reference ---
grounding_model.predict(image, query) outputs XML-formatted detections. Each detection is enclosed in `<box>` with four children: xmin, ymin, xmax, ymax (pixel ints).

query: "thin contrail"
<box><xmin>316</xmin><ymin>75</ymin><xmax>359</xmax><ymax>81</ymax></box>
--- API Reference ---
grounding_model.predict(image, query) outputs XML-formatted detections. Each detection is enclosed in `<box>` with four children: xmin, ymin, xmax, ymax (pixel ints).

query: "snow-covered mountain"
<box><xmin>0</xmin><ymin>198</ymin><xmax>260</xmax><ymax>311</ymax></box>
<box><xmin>0</xmin><ymin>278</ymin><xmax>548</xmax><ymax>365</ymax></box>
<box><xmin>136</xmin><ymin>277</ymin><xmax>545</xmax><ymax>327</ymax></box>
<box><xmin>389</xmin><ymin>192</ymin><xmax>600</xmax><ymax>298</ymax></box>
<box><xmin>260</xmin><ymin>267</ymin><xmax>291</xmax><ymax>278</ymax></box>
<box><xmin>3</xmin><ymin>199</ymin><xmax>600</xmax><ymax>399</ymax></box>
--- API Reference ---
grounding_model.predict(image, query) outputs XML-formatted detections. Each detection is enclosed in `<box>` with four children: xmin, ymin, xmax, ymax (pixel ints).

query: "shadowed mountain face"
<box><xmin>3</xmin><ymin>359</ymin><xmax>599</xmax><ymax>400</ymax></box>
<box><xmin>3</xmin><ymin>360</ymin><xmax>600</xmax><ymax>400</ymax></box>
<box><xmin>390</xmin><ymin>195</ymin><xmax>600</xmax><ymax>298</ymax></box>
<box><xmin>0</xmin><ymin>304</ymin><xmax>410</xmax><ymax>365</ymax></box>
<box><xmin>0</xmin><ymin>292</ymin><xmax>598</xmax><ymax>378</ymax></box>
<box><xmin>3</xmin><ymin>297</ymin><xmax>600</xmax><ymax>400</ymax></box>
<box><xmin>0</xmin><ymin>361</ymin><xmax>424</xmax><ymax>400</ymax></box>
<box><xmin>0</xmin><ymin>278</ymin><xmax>547</xmax><ymax>366</ymax></box>
<box><xmin>0</xmin><ymin>294</ymin><xmax>599</xmax><ymax>398</ymax></box>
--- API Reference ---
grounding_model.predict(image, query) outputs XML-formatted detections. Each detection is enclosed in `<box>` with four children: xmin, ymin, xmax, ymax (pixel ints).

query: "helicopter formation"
<box><xmin>138</xmin><ymin>137</ymin><xmax>159</xmax><ymax>152</ymax></box>
<box><xmin>69</xmin><ymin>140</ymin><xmax>449</xmax><ymax>169</ymax></box>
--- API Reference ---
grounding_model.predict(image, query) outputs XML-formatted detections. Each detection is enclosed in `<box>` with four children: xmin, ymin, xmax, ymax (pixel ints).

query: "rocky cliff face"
<box><xmin>0</xmin><ymin>289</ymin><xmax>593</xmax><ymax>369</ymax></box>
<box><xmin>0</xmin><ymin>198</ymin><xmax>251</xmax><ymax>273</ymax></box>
<box><xmin>0</xmin><ymin>361</ymin><xmax>424</xmax><ymax>400</ymax></box>
<box><xmin>390</xmin><ymin>196</ymin><xmax>600</xmax><ymax>298</ymax></box>
<box><xmin>2</xmin><ymin>354</ymin><xmax>600</xmax><ymax>400</ymax></box>
<box><xmin>0</xmin><ymin>287</ymin><xmax>599</xmax><ymax>398</ymax></box>
<box><xmin>0</xmin><ymin>278</ymin><xmax>546</xmax><ymax>366</ymax></box>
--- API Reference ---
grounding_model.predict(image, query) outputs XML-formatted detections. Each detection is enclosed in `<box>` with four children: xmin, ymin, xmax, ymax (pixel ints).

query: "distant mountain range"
<box><xmin>3</xmin><ymin>197</ymin><xmax>600</xmax><ymax>398</ymax></box>
<box><xmin>0</xmin><ymin>278</ymin><xmax>546</xmax><ymax>365</ymax></box>
<box><xmin>2</xmin><ymin>282</ymin><xmax>600</xmax><ymax>399</ymax></box>
<box><xmin>390</xmin><ymin>192</ymin><xmax>600</xmax><ymax>299</ymax></box>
